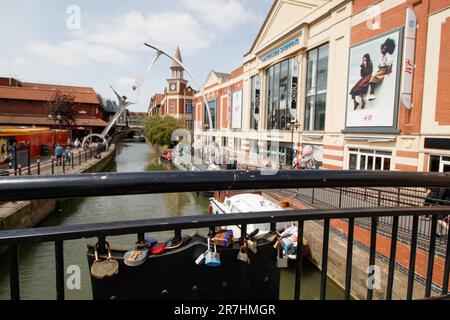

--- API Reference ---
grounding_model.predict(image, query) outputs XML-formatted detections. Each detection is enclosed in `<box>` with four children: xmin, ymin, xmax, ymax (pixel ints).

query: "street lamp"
<box><xmin>48</xmin><ymin>113</ymin><xmax>62</xmax><ymax>145</ymax></box>
<box><xmin>287</xmin><ymin>119</ymin><xmax>300</xmax><ymax>169</ymax></box>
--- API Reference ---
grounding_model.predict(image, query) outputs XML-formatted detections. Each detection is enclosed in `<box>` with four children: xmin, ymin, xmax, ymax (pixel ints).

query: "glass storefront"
<box><xmin>305</xmin><ymin>43</ymin><xmax>329</xmax><ymax>131</ymax></box>
<box><xmin>203</xmin><ymin>100</ymin><xmax>217</xmax><ymax>129</ymax></box>
<box><xmin>266</xmin><ymin>57</ymin><xmax>299</xmax><ymax>130</ymax></box>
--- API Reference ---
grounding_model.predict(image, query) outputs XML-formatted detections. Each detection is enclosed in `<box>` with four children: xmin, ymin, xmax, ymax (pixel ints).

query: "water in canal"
<box><xmin>0</xmin><ymin>142</ymin><xmax>343</xmax><ymax>300</ymax></box>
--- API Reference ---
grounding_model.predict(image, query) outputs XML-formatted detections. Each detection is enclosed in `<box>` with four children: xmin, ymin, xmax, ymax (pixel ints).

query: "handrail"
<box><xmin>0</xmin><ymin>170</ymin><xmax>449</xmax><ymax>202</ymax></box>
<box><xmin>0</xmin><ymin>206</ymin><xmax>449</xmax><ymax>246</ymax></box>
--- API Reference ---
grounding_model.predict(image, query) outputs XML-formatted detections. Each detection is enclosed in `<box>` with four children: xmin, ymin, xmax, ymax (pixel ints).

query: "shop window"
<box><xmin>348</xmin><ymin>148</ymin><xmax>392</xmax><ymax>171</ymax></box>
<box><xmin>305</xmin><ymin>43</ymin><xmax>329</xmax><ymax>131</ymax></box>
<box><xmin>430</xmin><ymin>155</ymin><xmax>450</xmax><ymax>173</ymax></box>
<box><xmin>266</xmin><ymin>57</ymin><xmax>299</xmax><ymax>130</ymax></box>
<box><xmin>203</xmin><ymin>100</ymin><xmax>217</xmax><ymax>129</ymax></box>
<box><xmin>250</xmin><ymin>75</ymin><xmax>261</xmax><ymax>130</ymax></box>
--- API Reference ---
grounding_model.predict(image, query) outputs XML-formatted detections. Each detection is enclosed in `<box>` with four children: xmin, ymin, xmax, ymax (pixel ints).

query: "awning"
<box><xmin>0</xmin><ymin>116</ymin><xmax>108</xmax><ymax>127</ymax></box>
<box><xmin>344</xmin><ymin>136</ymin><xmax>396</xmax><ymax>143</ymax></box>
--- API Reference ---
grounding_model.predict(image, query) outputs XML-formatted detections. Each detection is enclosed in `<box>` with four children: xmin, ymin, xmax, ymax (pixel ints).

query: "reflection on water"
<box><xmin>0</xmin><ymin>142</ymin><xmax>343</xmax><ymax>300</ymax></box>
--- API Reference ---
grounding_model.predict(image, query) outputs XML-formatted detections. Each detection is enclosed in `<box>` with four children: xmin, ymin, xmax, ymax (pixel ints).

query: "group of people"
<box><xmin>53</xmin><ymin>138</ymin><xmax>83</xmax><ymax>166</ymax></box>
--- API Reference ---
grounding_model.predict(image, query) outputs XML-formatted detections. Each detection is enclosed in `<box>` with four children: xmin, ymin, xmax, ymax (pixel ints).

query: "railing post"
<box><xmin>71</xmin><ymin>152</ymin><xmax>74</xmax><ymax>170</ymax></box>
<box><xmin>37</xmin><ymin>159</ymin><xmax>40</xmax><ymax>176</ymax></box>
<box><xmin>13</xmin><ymin>143</ymin><xmax>17</xmax><ymax>176</ymax></box>
<box><xmin>62</xmin><ymin>156</ymin><xmax>65</xmax><ymax>174</ymax></box>
<box><xmin>79</xmin><ymin>150</ymin><xmax>81</xmax><ymax>166</ymax></box>
<box><xmin>18</xmin><ymin>164</ymin><xmax>22</xmax><ymax>176</ymax></box>
<box><xmin>55</xmin><ymin>240</ymin><xmax>65</xmax><ymax>301</ymax></box>
<box><xmin>9</xmin><ymin>245</ymin><xmax>20</xmax><ymax>300</ymax></box>
<box><xmin>311</xmin><ymin>188</ymin><xmax>315</xmax><ymax>204</ymax></box>
<box><xmin>294</xmin><ymin>220</ymin><xmax>304</xmax><ymax>300</ymax></box>
<box><xmin>27</xmin><ymin>142</ymin><xmax>31</xmax><ymax>175</ymax></box>
<box><xmin>52</xmin><ymin>156</ymin><xmax>55</xmax><ymax>175</ymax></box>
<box><xmin>339</xmin><ymin>188</ymin><xmax>343</xmax><ymax>208</ymax></box>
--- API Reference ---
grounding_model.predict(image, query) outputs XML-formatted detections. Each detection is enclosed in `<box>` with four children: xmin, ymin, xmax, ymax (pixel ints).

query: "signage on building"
<box><xmin>260</xmin><ymin>38</ymin><xmax>300</xmax><ymax>63</ymax></box>
<box><xmin>232</xmin><ymin>90</ymin><xmax>243</xmax><ymax>129</ymax></box>
<box><xmin>400</xmin><ymin>7</ymin><xmax>417</xmax><ymax>109</ymax></box>
<box><xmin>290</xmin><ymin>58</ymin><xmax>299</xmax><ymax>111</ymax></box>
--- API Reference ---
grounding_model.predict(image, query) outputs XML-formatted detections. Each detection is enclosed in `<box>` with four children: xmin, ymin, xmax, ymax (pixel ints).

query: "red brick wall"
<box><xmin>436</xmin><ymin>17</ymin><xmax>450</xmax><ymax>125</ymax></box>
<box><xmin>430</xmin><ymin>0</ymin><xmax>450</xmax><ymax>14</ymax></box>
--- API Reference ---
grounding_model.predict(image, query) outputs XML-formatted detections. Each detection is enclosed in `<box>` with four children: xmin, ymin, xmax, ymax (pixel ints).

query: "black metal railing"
<box><xmin>0</xmin><ymin>170</ymin><xmax>449</xmax><ymax>301</ymax></box>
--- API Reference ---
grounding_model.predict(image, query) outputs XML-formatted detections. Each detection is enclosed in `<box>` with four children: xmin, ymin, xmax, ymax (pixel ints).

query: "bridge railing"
<box><xmin>0</xmin><ymin>170</ymin><xmax>449</xmax><ymax>301</ymax></box>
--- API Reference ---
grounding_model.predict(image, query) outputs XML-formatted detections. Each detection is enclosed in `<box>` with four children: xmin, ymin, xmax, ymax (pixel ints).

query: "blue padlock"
<box><xmin>281</xmin><ymin>238</ymin><xmax>295</xmax><ymax>256</ymax></box>
<box><xmin>205</xmin><ymin>237</ymin><xmax>221</xmax><ymax>267</ymax></box>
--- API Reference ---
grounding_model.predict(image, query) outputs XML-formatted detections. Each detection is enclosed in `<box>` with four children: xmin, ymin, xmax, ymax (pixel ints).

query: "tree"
<box><xmin>144</xmin><ymin>115</ymin><xmax>185</xmax><ymax>147</ymax></box>
<box><xmin>45</xmin><ymin>92</ymin><xmax>77</xmax><ymax>126</ymax></box>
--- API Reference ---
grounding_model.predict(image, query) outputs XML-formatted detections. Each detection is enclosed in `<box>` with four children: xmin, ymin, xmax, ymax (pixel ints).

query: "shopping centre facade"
<box><xmin>193</xmin><ymin>0</ymin><xmax>450</xmax><ymax>173</ymax></box>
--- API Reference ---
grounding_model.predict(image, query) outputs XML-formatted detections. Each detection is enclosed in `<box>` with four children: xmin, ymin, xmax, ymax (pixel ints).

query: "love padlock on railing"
<box><xmin>237</xmin><ymin>242</ymin><xmax>250</xmax><ymax>264</ymax></box>
<box><xmin>205</xmin><ymin>236</ymin><xmax>221</xmax><ymax>267</ymax></box>
<box><xmin>195</xmin><ymin>250</ymin><xmax>209</xmax><ymax>265</ymax></box>
<box><xmin>276</xmin><ymin>249</ymin><xmax>288</xmax><ymax>268</ymax></box>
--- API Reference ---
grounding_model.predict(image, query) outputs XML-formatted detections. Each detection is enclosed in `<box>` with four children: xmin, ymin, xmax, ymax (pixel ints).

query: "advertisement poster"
<box><xmin>346</xmin><ymin>29</ymin><xmax>402</xmax><ymax>128</ymax></box>
<box><xmin>299</xmin><ymin>144</ymin><xmax>323</xmax><ymax>170</ymax></box>
<box><xmin>232</xmin><ymin>90</ymin><xmax>242</xmax><ymax>129</ymax></box>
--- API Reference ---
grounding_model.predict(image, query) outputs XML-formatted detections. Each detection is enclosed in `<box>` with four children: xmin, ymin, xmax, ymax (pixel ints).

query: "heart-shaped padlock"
<box><xmin>91</xmin><ymin>242</ymin><xmax>119</xmax><ymax>280</ymax></box>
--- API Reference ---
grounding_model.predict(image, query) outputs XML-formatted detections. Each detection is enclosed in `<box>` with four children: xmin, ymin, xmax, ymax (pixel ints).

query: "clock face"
<box><xmin>170</xmin><ymin>83</ymin><xmax>176</xmax><ymax>91</ymax></box>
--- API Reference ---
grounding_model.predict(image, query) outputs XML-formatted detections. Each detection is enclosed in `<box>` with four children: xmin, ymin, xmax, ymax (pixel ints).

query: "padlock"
<box><xmin>195</xmin><ymin>250</ymin><xmax>209</xmax><ymax>265</ymax></box>
<box><xmin>247</xmin><ymin>239</ymin><xmax>258</xmax><ymax>254</ymax></box>
<box><xmin>273</xmin><ymin>240</ymin><xmax>282</xmax><ymax>251</ymax></box>
<box><xmin>280</xmin><ymin>238</ymin><xmax>295</xmax><ymax>255</ymax></box>
<box><xmin>237</xmin><ymin>243</ymin><xmax>250</xmax><ymax>264</ymax></box>
<box><xmin>276</xmin><ymin>249</ymin><xmax>288</xmax><ymax>268</ymax></box>
<box><xmin>205</xmin><ymin>237</ymin><xmax>221</xmax><ymax>267</ymax></box>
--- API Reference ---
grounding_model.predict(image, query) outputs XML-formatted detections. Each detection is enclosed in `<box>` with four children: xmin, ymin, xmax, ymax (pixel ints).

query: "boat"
<box><xmin>209</xmin><ymin>193</ymin><xmax>308</xmax><ymax>258</ymax></box>
<box><xmin>160</xmin><ymin>148</ymin><xmax>172</xmax><ymax>162</ymax></box>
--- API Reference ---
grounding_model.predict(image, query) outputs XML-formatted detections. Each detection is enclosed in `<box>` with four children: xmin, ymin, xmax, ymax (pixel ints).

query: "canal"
<box><xmin>0</xmin><ymin>142</ymin><xmax>344</xmax><ymax>300</ymax></box>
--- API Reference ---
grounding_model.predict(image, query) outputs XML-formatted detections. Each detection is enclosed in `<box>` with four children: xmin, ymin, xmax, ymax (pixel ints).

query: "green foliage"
<box><xmin>144</xmin><ymin>115</ymin><xmax>185</xmax><ymax>147</ymax></box>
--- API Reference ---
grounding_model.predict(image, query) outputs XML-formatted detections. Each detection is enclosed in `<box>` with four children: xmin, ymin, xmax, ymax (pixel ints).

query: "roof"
<box><xmin>171</xmin><ymin>46</ymin><xmax>184</xmax><ymax>69</ymax></box>
<box><xmin>0</xmin><ymin>116</ymin><xmax>108</xmax><ymax>127</ymax></box>
<box><xmin>152</xmin><ymin>93</ymin><xmax>165</xmax><ymax>105</ymax></box>
<box><xmin>0</xmin><ymin>81</ymin><xmax>100</xmax><ymax>104</ymax></box>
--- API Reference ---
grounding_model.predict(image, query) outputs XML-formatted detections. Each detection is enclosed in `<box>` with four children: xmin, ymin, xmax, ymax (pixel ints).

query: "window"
<box><xmin>305</xmin><ymin>43</ymin><xmax>329</xmax><ymax>131</ymax></box>
<box><xmin>348</xmin><ymin>149</ymin><xmax>392</xmax><ymax>171</ymax></box>
<box><xmin>430</xmin><ymin>155</ymin><xmax>450</xmax><ymax>173</ymax></box>
<box><xmin>221</xmin><ymin>137</ymin><xmax>227</xmax><ymax>148</ymax></box>
<box><xmin>185</xmin><ymin>100</ymin><xmax>193</xmax><ymax>114</ymax></box>
<box><xmin>250</xmin><ymin>75</ymin><xmax>261</xmax><ymax>130</ymax></box>
<box><xmin>204</xmin><ymin>100</ymin><xmax>217</xmax><ymax>129</ymax></box>
<box><xmin>185</xmin><ymin>120</ymin><xmax>193</xmax><ymax>130</ymax></box>
<box><xmin>171</xmin><ymin>101</ymin><xmax>175</xmax><ymax>113</ymax></box>
<box><xmin>266</xmin><ymin>57</ymin><xmax>299</xmax><ymax>130</ymax></box>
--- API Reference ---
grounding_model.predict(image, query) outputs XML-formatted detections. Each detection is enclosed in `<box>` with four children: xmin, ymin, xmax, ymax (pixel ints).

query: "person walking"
<box><xmin>54</xmin><ymin>144</ymin><xmax>63</xmax><ymax>166</ymax></box>
<box><xmin>63</xmin><ymin>147</ymin><xmax>72</xmax><ymax>166</ymax></box>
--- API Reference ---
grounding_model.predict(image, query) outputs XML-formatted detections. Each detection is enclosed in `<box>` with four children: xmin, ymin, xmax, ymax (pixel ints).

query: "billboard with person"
<box><xmin>346</xmin><ymin>29</ymin><xmax>403</xmax><ymax>130</ymax></box>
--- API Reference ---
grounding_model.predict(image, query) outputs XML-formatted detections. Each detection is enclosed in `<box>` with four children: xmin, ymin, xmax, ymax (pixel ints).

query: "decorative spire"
<box><xmin>171</xmin><ymin>46</ymin><xmax>183</xmax><ymax>69</ymax></box>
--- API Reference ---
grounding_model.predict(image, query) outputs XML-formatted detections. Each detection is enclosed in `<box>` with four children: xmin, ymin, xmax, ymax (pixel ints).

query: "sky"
<box><xmin>0</xmin><ymin>0</ymin><xmax>274</xmax><ymax>112</ymax></box>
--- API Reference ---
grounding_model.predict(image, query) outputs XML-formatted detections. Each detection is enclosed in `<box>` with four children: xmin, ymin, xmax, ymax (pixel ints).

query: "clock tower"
<box><xmin>167</xmin><ymin>46</ymin><xmax>187</xmax><ymax>94</ymax></box>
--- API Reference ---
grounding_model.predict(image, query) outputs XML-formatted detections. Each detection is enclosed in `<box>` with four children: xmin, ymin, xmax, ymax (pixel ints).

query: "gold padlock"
<box><xmin>91</xmin><ymin>242</ymin><xmax>119</xmax><ymax>280</ymax></box>
<box><xmin>273</xmin><ymin>240</ymin><xmax>282</xmax><ymax>251</ymax></box>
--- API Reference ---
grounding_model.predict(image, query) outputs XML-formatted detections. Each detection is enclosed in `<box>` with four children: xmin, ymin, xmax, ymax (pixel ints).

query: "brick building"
<box><xmin>194</xmin><ymin>0</ymin><xmax>450</xmax><ymax>174</ymax></box>
<box><xmin>0</xmin><ymin>77</ymin><xmax>107</xmax><ymax>140</ymax></box>
<box><xmin>148</xmin><ymin>47</ymin><xmax>195</xmax><ymax>130</ymax></box>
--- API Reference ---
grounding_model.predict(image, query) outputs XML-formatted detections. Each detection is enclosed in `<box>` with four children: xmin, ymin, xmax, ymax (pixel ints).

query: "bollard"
<box><xmin>27</xmin><ymin>142</ymin><xmax>31</xmax><ymax>175</ymax></box>
<box><xmin>18</xmin><ymin>164</ymin><xmax>22</xmax><ymax>176</ymax></box>
<box><xmin>85</xmin><ymin>149</ymin><xmax>87</xmax><ymax>162</ymax></box>
<box><xmin>79</xmin><ymin>150</ymin><xmax>81</xmax><ymax>166</ymax></box>
<box><xmin>62</xmin><ymin>156</ymin><xmax>65</xmax><ymax>174</ymax></box>
<box><xmin>37</xmin><ymin>159</ymin><xmax>41</xmax><ymax>175</ymax></box>
<box><xmin>71</xmin><ymin>152</ymin><xmax>74</xmax><ymax>169</ymax></box>
<box><xmin>52</xmin><ymin>156</ymin><xmax>55</xmax><ymax>175</ymax></box>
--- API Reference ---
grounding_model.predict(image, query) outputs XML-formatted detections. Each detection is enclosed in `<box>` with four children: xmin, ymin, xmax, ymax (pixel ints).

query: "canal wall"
<box><xmin>0</xmin><ymin>142</ymin><xmax>119</xmax><ymax>233</ymax></box>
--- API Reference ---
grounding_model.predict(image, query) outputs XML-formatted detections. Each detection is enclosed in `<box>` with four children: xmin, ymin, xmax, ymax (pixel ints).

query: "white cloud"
<box><xmin>26</xmin><ymin>10</ymin><xmax>216</xmax><ymax>68</ymax></box>
<box><xmin>183</xmin><ymin>0</ymin><xmax>258</xmax><ymax>31</ymax></box>
<box><xmin>27</xmin><ymin>40</ymin><xmax>132</xmax><ymax>67</ymax></box>
<box><xmin>115</xmin><ymin>77</ymin><xmax>136</xmax><ymax>88</ymax></box>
